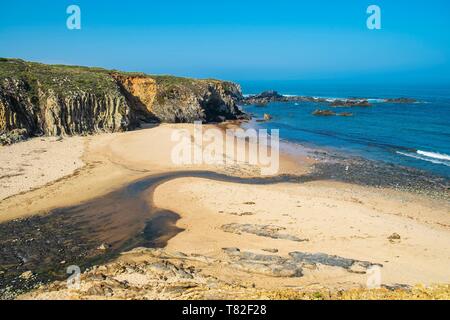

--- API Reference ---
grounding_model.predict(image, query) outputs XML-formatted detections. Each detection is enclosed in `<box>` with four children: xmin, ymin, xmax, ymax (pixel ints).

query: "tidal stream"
<box><xmin>0</xmin><ymin>170</ymin><xmax>310</xmax><ymax>298</ymax></box>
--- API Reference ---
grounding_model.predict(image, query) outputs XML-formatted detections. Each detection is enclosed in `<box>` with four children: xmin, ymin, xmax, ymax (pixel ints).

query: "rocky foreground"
<box><xmin>0</xmin><ymin>58</ymin><xmax>245</xmax><ymax>144</ymax></box>
<box><xmin>19</xmin><ymin>248</ymin><xmax>450</xmax><ymax>300</ymax></box>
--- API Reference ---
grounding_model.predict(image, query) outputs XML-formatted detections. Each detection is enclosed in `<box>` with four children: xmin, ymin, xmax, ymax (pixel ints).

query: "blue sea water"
<box><xmin>237</xmin><ymin>81</ymin><xmax>450</xmax><ymax>179</ymax></box>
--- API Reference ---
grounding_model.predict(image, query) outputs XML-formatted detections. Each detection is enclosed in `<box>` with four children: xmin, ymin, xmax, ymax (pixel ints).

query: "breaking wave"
<box><xmin>396</xmin><ymin>150</ymin><xmax>450</xmax><ymax>167</ymax></box>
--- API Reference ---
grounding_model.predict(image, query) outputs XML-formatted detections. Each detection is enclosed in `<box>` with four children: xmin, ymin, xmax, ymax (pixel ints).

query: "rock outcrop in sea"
<box><xmin>0</xmin><ymin>58</ymin><xmax>244</xmax><ymax>144</ymax></box>
<box><xmin>240</xmin><ymin>90</ymin><xmax>417</xmax><ymax>108</ymax></box>
<box><xmin>312</xmin><ymin>110</ymin><xmax>354</xmax><ymax>117</ymax></box>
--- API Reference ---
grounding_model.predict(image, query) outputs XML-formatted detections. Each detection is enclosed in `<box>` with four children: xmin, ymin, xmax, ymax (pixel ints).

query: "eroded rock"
<box><xmin>313</xmin><ymin>110</ymin><xmax>336</xmax><ymax>116</ymax></box>
<box><xmin>289</xmin><ymin>252</ymin><xmax>382</xmax><ymax>272</ymax></box>
<box><xmin>222</xmin><ymin>248</ymin><xmax>303</xmax><ymax>278</ymax></box>
<box><xmin>221</xmin><ymin>223</ymin><xmax>308</xmax><ymax>242</ymax></box>
<box><xmin>0</xmin><ymin>59</ymin><xmax>245</xmax><ymax>144</ymax></box>
<box><xmin>330</xmin><ymin>99</ymin><xmax>371</xmax><ymax>107</ymax></box>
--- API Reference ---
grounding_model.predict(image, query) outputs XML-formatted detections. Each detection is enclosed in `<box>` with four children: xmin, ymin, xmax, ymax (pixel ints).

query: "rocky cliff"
<box><xmin>0</xmin><ymin>58</ymin><xmax>244</xmax><ymax>144</ymax></box>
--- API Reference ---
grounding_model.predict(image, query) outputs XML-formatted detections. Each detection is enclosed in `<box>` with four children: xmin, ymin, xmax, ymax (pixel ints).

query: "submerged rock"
<box><xmin>331</xmin><ymin>99</ymin><xmax>371</xmax><ymax>107</ymax></box>
<box><xmin>313</xmin><ymin>110</ymin><xmax>353</xmax><ymax>117</ymax></box>
<box><xmin>338</xmin><ymin>112</ymin><xmax>354</xmax><ymax>117</ymax></box>
<box><xmin>385</xmin><ymin>98</ymin><xmax>417</xmax><ymax>104</ymax></box>
<box><xmin>313</xmin><ymin>110</ymin><xmax>336</xmax><ymax>116</ymax></box>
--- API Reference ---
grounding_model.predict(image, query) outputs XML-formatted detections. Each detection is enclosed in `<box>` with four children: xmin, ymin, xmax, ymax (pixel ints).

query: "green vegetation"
<box><xmin>0</xmin><ymin>58</ymin><xmax>215</xmax><ymax>98</ymax></box>
<box><xmin>0</xmin><ymin>58</ymin><xmax>119</xmax><ymax>97</ymax></box>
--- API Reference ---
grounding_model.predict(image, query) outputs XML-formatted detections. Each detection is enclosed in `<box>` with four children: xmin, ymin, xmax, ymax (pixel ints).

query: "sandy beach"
<box><xmin>0</xmin><ymin>136</ymin><xmax>85</xmax><ymax>202</ymax></box>
<box><xmin>0</xmin><ymin>123</ymin><xmax>449</xmax><ymax>300</ymax></box>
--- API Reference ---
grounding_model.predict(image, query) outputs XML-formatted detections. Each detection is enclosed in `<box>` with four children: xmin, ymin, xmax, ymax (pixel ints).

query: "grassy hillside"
<box><xmin>0</xmin><ymin>58</ymin><xmax>227</xmax><ymax>96</ymax></box>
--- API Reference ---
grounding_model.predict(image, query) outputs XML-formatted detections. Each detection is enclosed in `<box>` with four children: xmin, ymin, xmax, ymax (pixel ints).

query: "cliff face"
<box><xmin>114</xmin><ymin>74</ymin><xmax>243</xmax><ymax>123</ymax></box>
<box><xmin>0</xmin><ymin>59</ymin><xmax>243</xmax><ymax>144</ymax></box>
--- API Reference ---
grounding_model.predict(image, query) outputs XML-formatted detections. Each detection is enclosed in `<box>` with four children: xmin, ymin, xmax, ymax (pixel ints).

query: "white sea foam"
<box><xmin>367</xmin><ymin>99</ymin><xmax>386</xmax><ymax>103</ymax></box>
<box><xmin>396</xmin><ymin>151</ymin><xmax>450</xmax><ymax>167</ymax></box>
<box><xmin>417</xmin><ymin>150</ymin><xmax>450</xmax><ymax>161</ymax></box>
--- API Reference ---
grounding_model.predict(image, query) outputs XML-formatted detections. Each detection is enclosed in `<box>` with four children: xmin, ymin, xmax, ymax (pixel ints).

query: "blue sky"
<box><xmin>1</xmin><ymin>0</ymin><xmax>450</xmax><ymax>84</ymax></box>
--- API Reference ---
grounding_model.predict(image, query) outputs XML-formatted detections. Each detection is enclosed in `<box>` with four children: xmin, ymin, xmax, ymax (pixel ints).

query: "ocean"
<box><xmin>238</xmin><ymin>81</ymin><xmax>450</xmax><ymax>179</ymax></box>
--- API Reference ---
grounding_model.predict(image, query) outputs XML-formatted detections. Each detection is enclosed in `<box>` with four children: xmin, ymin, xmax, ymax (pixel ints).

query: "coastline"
<box><xmin>240</xmin><ymin>89</ymin><xmax>450</xmax><ymax>181</ymax></box>
<box><xmin>283</xmin><ymin>139</ymin><xmax>450</xmax><ymax>200</ymax></box>
<box><xmin>0</xmin><ymin>123</ymin><xmax>449</xmax><ymax>300</ymax></box>
<box><xmin>243</xmin><ymin>118</ymin><xmax>449</xmax><ymax>200</ymax></box>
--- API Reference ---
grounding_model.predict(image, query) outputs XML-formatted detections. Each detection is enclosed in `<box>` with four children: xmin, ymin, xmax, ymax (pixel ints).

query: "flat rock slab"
<box><xmin>221</xmin><ymin>223</ymin><xmax>308</xmax><ymax>242</ymax></box>
<box><xmin>289</xmin><ymin>252</ymin><xmax>382</xmax><ymax>273</ymax></box>
<box><xmin>223</xmin><ymin>248</ymin><xmax>382</xmax><ymax>278</ymax></box>
<box><xmin>222</xmin><ymin>248</ymin><xmax>303</xmax><ymax>278</ymax></box>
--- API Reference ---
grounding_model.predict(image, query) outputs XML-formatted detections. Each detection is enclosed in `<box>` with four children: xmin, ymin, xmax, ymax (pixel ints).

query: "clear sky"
<box><xmin>1</xmin><ymin>0</ymin><xmax>449</xmax><ymax>84</ymax></box>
